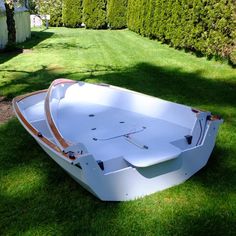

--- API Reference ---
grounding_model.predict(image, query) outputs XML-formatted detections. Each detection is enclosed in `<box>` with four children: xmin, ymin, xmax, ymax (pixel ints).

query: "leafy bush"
<box><xmin>49</xmin><ymin>0</ymin><xmax>63</xmax><ymax>27</ymax></box>
<box><xmin>32</xmin><ymin>0</ymin><xmax>63</xmax><ymax>27</ymax></box>
<box><xmin>83</xmin><ymin>0</ymin><xmax>107</xmax><ymax>29</ymax></box>
<box><xmin>62</xmin><ymin>0</ymin><xmax>83</xmax><ymax>28</ymax></box>
<box><xmin>107</xmin><ymin>0</ymin><xmax>128</xmax><ymax>29</ymax></box>
<box><xmin>127</xmin><ymin>0</ymin><xmax>236</xmax><ymax>60</ymax></box>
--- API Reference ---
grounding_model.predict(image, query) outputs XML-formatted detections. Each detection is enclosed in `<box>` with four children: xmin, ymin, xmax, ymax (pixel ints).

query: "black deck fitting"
<box><xmin>191</xmin><ymin>108</ymin><xmax>200</xmax><ymax>113</ymax></box>
<box><xmin>68</xmin><ymin>151</ymin><xmax>76</xmax><ymax>160</ymax></box>
<box><xmin>185</xmin><ymin>135</ymin><xmax>193</xmax><ymax>145</ymax></box>
<box><xmin>97</xmin><ymin>160</ymin><xmax>104</xmax><ymax>171</ymax></box>
<box><xmin>206</xmin><ymin>115</ymin><xmax>212</xmax><ymax>120</ymax></box>
<box><xmin>37</xmin><ymin>132</ymin><xmax>43</xmax><ymax>138</ymax></box>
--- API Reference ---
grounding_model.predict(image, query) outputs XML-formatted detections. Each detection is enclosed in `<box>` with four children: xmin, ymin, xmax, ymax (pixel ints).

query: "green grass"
<box><xmin>0</xmin><ymin>27</ymin><xmax>236</xmax><ymax>235</ymax></box>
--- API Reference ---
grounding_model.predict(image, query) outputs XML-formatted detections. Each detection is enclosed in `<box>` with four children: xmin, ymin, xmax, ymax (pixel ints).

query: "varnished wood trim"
<box><xmin>44</xmin><ymin>79</ymin><xmax>77</xmax><ymax>150</ymax></box>
<box><xmin>13</xmin><ymin>89</ymin><xmax>70</xmax><ymax>159</ymax></box>
<box><xmin>15</xmin><ymin>89</ymin><xmax>47</xmax><ymax>102</ymax></box>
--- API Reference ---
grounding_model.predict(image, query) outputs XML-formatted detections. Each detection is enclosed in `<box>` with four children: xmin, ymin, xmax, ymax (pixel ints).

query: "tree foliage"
<box><xmin>83</xmin><ymin>0</ymin><xmax>107</xmax><ymax>29</ymax></box>
<box><xmin>48</xmin><ymin>0</ymin><xmax>63</xmax><ymax>27</ymax></box>
<box><xmin>30</xmin><ymin>0</ymin><xmax>63</xmax><ymax>26</ymax></box>
<box><xmin>107</xmin><ymin>0</ymin><xmax>127</xmax><ymax>29</ymax></box>
<box><xmin>62</xmin><ymin>0</ymin><xmax>83</xmax><ymax>28</ymax></box>
<box><xmin>127</xmin><ymin>0</ymin><xmax>236</xmax><ymax>59</ymax></box>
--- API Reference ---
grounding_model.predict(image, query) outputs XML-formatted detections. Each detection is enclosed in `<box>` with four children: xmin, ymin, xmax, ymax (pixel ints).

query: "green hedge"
<box><xmin>49</xmin><ymin>0</ymin><xmax>63</xmax><ymax>27</ymax></box>
<box><xmin>83</xmin><ymin>0</ymin><xmax>107</xmax><ymax>29</ymax></box>
<box><xmin>62</xmin><ymin>0</ymin><xmax>83</xmax><ymax>28</ymax></box>
<box><xmin>107</xmin><ymin>0</ymin><xmax>128</xmax><ymax>29</ymax></box>
<box><xmin>127</xmin><ymin>0</ymin><xmax>236</xmax><ymax>59</ymax></box>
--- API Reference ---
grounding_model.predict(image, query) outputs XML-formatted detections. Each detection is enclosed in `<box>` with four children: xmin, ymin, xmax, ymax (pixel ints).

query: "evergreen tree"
<box><xmin>127</xmin><ymin>0</ymin><xmax>236</xmax><ymax>60</ymax></box>
<box><xmin>62</xmin><ymin>0</ymin><xmax>83</xmax><ymax>28</ymax></box>
<box><xmin>107</xmin><ymin>0</ymin><xmax>127</xmax><ymax>29</ymax></box>
<box><xmin>83</xmin><ymin>0</ymin><xmax>107</xmax><ymax>29</ymax></box>
<box><xmin>49</xmin><ymin>0</ymin><xmax>63</xmax><ymax>27</ymax></box>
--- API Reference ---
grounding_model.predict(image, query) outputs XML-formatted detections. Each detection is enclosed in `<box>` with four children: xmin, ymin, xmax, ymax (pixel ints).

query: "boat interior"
<box><xmin>17</xmin><ymin>81</ymin><xmax>209</xmax><ymax>169</ymax></box>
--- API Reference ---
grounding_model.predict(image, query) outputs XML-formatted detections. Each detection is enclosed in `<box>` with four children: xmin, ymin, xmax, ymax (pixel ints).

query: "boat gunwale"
<box><xmin>44</xmin><ymin>79</ymin><xmax>200</xmax><ymax>161</ymax></box>
<box><xmin>44</xmin><ymin>78</ymin><xmax>77</xmax><ymax>151</ymax></box>
<box><xmin>14</xmin><ymin>79</ymin><xmax>216</xmax><ymax>164</ymax></box>
<box><xmin>12</xmin><ymin>88</ymin><xmax>74</xmax><ymax>161</ymax></box>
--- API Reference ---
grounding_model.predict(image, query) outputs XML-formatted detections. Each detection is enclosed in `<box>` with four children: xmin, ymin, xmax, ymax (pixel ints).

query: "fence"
<box><xmin>0</xmin><ymin>8</ymin><xmax>30</xmax><ymax>49</ymax></box>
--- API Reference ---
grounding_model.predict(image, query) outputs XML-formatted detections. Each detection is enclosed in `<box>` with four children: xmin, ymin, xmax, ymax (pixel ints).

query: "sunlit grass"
<box><xmin>0</xmin><ymin>28</ymin><xmax>235</xmax><ymax>235</ymax></box>
<box><xmin>0</xmin><ymin>166</ymin><xmax>46</xmax><ymax>197</ymax></box>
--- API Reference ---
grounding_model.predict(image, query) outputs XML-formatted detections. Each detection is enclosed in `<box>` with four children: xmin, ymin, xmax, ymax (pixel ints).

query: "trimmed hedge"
<box><xmin>62</xmin><ymin>0</ymin><xmax>83</xmax><ymax>28</ymax></box>
<box><xmin>83</xmin><ymin>0</ymin><xmax>107</xmax><ymax>29</ymax></box>
<box><xmin>127</xmin><ymin>0</ymin><xmax>236</xmax><ymax>59</ymax></box>
<box><xmin>107</xmin><ymin>0</ymin><xmax>128</xmax><ymax>29</ymax></box>
<box><xmin>49</xmin><ymin>0</ymin><xmax>63</xmax><ymax>27</ymax></box>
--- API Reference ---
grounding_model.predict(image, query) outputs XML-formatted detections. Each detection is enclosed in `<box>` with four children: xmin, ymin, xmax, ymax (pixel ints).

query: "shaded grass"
<box><xmin>0</xmin><ymin>28</ymin><xmax>236</xmax><ymax>235</ymax></box>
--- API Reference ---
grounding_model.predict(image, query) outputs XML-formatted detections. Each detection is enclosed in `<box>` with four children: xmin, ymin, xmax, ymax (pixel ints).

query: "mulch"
<box><xmin>0</xmin><ymin>96</ymin><xmax>15</xmax><ymax>124</ymax></box>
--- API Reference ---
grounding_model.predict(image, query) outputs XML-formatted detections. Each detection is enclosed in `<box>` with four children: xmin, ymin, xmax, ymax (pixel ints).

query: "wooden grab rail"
<box><xmin>44</xmin><ymin>78</ymin><xmax>77</xmax><ymax>151</ymax></box>
<box><xmin>13</xmin><ymin>81</ymin><xmax>77</xmax><ymax>161</ymax></box>
<box><xmin>13</xmin><ymin>90</ymin><xmax>62</xmax><ymax>154</ymax></box>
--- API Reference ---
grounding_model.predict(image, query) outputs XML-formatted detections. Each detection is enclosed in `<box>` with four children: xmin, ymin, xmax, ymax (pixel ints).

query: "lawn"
<box><xmin>0</xmin><ymin>27</ymin><xmax>236</xmax><ymax>235</ymax></box>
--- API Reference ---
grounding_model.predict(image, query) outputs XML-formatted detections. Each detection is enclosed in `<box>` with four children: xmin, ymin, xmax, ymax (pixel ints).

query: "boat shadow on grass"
<box><xmin>0</xmin><ymin>63</ymin><xmax>236</xmax><ymax>235</ymax></box>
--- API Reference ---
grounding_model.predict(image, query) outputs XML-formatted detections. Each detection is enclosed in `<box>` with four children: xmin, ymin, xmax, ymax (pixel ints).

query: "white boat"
<box><xmin>13</xmin><ymin>79</ymin><xmax>223</xmax><ymax>201</ymax></box>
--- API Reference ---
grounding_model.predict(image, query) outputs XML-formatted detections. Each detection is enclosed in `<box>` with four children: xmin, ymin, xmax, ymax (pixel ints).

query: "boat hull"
<box><xmin>37</xmin><ymin>118</ymin><xmax>220</xmax><ymax>201</ymax></box>
<box><xmin>12</xmin><ymin>79</ymin><xmax>223</xmax><ymax>201</ymax></box>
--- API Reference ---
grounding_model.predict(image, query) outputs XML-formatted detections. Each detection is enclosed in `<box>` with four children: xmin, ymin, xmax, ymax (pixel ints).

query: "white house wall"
<box><xmin>0</xmin><ymin>11</ymin><xmax>30</xmax><ymax>49</ymax></box>
<box><xmin>0</xmin><ymin>11</ymin><xmax>8</xmax><ymax>49</ymax></box>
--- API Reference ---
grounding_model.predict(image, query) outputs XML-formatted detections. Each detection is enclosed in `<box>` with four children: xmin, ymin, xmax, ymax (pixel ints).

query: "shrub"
<box><xmin>49</xmin><ymin>1</ymin><xmax>63</xmax><ymax>27</ymax></box>
<box><xmin>127</xmin><ymin>0</ymin><xmax>140</xmax><ymax>33</ymax></box>
<box><xmin>83</xmin><ymin>0</ymin><xmax>107</xmax><ymax>29</ymax></box>
<box><xmin>107</xmin><ymin>0</ymin><xmax>128</xmax><ymax>29</ymax></box>
<box><xmin>62</xmin><ymin>0</ymin><xmax>83</xmax><ymax>28</ymax></box>
<box><xmin>36</xmin><ymin>0</ymin><xmax>63</xmax><ymax>27</ymax></box>
<box><xmin>127</xmin><ymin>0</ymin><xmax>236</xmax><ymax>59</ymax></box>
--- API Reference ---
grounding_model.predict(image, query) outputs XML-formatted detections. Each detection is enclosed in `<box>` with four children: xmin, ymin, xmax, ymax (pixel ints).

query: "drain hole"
<box><xmin>91</xmin><ymin>128</ymin><xmax>96</xmax><ymax>130</ymax></box>
<box><xmin>89</xmin><ymin>114</ymin><xmax>95</xmax><ymax>117</ymax></box>
<box><xmin>120</xmin><ymin>121</ymin><xmax>125</xmax><ymax>123</ymax></box>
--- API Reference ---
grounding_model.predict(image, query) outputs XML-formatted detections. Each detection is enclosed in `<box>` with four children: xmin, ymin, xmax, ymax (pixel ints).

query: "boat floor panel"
<box><xmin>56</xmin><ymin>100</ymin><xmax>189</xmax><ymax>166</ymax></box>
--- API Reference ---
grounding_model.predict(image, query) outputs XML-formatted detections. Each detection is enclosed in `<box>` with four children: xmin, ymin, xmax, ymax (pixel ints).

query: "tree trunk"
<box><xmin>4</xmin><ymin>2</ymin><xmax>16</xmax><ymax>47</ymax></box>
